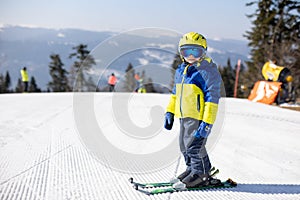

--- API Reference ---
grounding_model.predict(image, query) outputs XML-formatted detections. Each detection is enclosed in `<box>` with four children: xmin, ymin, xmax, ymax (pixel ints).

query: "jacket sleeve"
<box><xmin>201</xmin><ymin>63</ymin><xmax>222</xmax><ymax>125</ymax></box>
<box><xmin>166</xmin><ymin>94</ymin><xmax>176</xmax><ymax>114</ymax></box>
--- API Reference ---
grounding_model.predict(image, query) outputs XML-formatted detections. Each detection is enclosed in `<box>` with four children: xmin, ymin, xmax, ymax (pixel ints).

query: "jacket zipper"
<box><xmin>197</xmin><ymin>94</ymin><xmax>200</xmax><ymax>112</ymax></box>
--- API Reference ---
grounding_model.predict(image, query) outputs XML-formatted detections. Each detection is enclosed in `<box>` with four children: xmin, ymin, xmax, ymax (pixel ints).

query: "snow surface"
<box><xmin>0</xmin><ymin>93</ymin><xmax>300</xmax><ymax>200</ymax></box>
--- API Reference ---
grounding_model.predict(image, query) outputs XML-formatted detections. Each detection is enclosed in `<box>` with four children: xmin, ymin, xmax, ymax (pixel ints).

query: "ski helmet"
<box><xmin>178</xmin><ymin>32</ymin><xmax>207</xmax><ymax>50</ymax></box>
<box><xmin>178</xmin><ymin>32</ymin><xmax>207</xmax><ymax>61</ymax></box>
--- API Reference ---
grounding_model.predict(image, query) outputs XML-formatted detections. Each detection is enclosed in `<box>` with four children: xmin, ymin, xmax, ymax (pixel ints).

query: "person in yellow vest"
<box><xmin>20</xmin><ymin>67</ymin><xmax>29</xmax><ymax>92</ymax></box>
<box><xmin>164</xmin><ymin>32</ymin><xmax>222</xmax><ymax>188</ymax></box>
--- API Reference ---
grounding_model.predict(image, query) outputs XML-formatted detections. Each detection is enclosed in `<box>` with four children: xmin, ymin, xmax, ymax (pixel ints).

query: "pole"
<box><xmin>234</xmin><ymin>59</ymin><xmax>241</xmax><ymax>98</ymax></box>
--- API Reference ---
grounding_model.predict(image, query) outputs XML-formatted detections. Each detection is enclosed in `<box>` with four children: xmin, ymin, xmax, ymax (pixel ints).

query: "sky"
<box><xmin>0</xmin><ymin>0</ymin><xmax>256</xmax><ymax>40</ymax></box>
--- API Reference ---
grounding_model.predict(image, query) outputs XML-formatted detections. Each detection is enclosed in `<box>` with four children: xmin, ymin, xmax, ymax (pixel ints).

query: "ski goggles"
<box><xmin>179</xmin><ymin>45</ymin><xmax>206</xmax><ymax>58</ymax></box>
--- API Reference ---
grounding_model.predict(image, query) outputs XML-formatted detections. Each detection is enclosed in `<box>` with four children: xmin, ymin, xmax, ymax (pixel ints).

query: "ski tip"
<box><xmin>128</xmin><ymin>177</ymin><xmax>134</xmax><ymax>183</ymax></box>
<box><xmin>133</xmin><ymin>184</ymin><xmax>139</xmax><ymax>190</ymax></box>
<box><xmin>226</xmin><ymin>178</ymin><xmax>237</xmax><ymax>187</ymax></box>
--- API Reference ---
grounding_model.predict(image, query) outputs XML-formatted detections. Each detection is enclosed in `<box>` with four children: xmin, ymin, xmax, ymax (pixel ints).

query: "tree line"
<box><xmin>0</xmin><ymin>71</ymin><xmax>41</xmax><ymax>93</ymax></box>
<box><xmin>244</xmin><ymin>0</ymin><xmax>300</xmax><ymax>97</ymax></box>
<box><xmin>0</xmin><ymin>44</ymin><xmax>96</xmax><ymax>93</ymax></box>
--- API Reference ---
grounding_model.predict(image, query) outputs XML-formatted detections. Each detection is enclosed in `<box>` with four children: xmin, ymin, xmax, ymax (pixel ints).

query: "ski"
<box><xmin>148</xmin><ymin>178</ymin><xmax>237</xmax><ymax>195</ymax></box>
<box><xmin>131</xmin><ymin>178</ymin><xmax>237</xmax><ymax>195</ymax></box>
<box><xmin>128</xmin><ymin>177</ymin><xmax>173</xmax><ymax>189</ymax></box>
<box><xmin>129</xmin><ymin>178</ymin><xmax>173</xmax><ymax>190</ymax></box>
<box><xmin>128</xmin><ymin>167</ymin><xmax>218</xmax><ymax>189</ymax></box>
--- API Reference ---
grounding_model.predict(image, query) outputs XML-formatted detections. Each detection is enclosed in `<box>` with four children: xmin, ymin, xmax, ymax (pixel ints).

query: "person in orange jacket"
<box><xmin>108</xmin><ymin>73</ymin><xmax>117</xmax><ymax>92</ymax></box>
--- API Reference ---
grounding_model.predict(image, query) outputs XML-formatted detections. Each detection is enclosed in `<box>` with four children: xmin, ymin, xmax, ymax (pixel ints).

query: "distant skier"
<box><xmin>164</xmin><ymin>32</ymin><xmax>222</xmax><ymax>188</ymax></box>
<box><xmin>108</xmin><ymin>73</ymin><xmax>117</xmax><ymax>92</ymax></box>
<box><xmin>137</xmin><ymin>78</ymin><xmax>146</xmax><ymax>93</ymax></box>
<box><xmin>20</xmin><ymin>67</ymin><xmax>29</xmax><ymax>92</ymax></box>
<box><xmin>134</xmin><ymin>72</ymin><xmax>141</xmax><ymax>92</ymax></box>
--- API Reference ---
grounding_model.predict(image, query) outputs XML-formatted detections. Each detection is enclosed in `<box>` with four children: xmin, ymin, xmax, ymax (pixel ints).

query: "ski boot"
<box><xmin>177</xmin><ymin>169</ymin><xmax>191</xmax><ymax>181</ymax></box>
<box><xmin>181</xmin><ymin>173</ymin><xmax>210</xmax><ymax>188</ymax></box>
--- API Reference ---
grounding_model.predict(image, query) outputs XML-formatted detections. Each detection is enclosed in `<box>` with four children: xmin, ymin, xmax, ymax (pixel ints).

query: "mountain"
<box><xmin>0</xmin><ymin>25</ymin><xmax>250</xmax><ymax>90</ymax></box>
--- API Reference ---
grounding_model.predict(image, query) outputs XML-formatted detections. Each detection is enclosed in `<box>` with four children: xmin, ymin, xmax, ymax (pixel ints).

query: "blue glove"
<box><xmin>194</xmin><ymin>122</ymin><xmax>213</xmax><ymax>138</ymax></box>
<box><xmin>164</xmin><ymin>112</ymin><xmax>174</xmax><ymax>130</ymax></box>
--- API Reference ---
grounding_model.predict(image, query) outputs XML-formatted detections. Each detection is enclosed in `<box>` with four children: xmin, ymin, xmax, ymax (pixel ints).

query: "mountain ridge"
<box><xmin>0</xmin><ymin>25</ymin><xmax>250</xmax><ymax>90</ymax></box>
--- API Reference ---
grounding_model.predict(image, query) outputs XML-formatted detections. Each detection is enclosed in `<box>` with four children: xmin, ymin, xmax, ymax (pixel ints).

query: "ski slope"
<box><xmin>0</xmin><ymin>93</ymin><xmax>300</xmax><ymax>200</ymax></box>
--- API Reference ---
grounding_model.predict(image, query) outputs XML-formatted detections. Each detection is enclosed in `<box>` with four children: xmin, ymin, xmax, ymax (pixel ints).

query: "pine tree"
<box><xmin>69</xmin><ymin>44</ymin><xmax>96</xmax><ymax>92</ymax></box>
<box><xmin>0</xmin><ymin>74</ymin><xmax>4</xmax><ymax>93</ymax></box>
<box><xmin>86</xmin><ymin>76</ymin><xmax>96</xmax><ymax>91</ymax></box>
<box><xmin>124</xmin><ymin>63</ymin><xmax>136</xmax><ymax>92</ymax></box>
<box><xmin>15</xmin><ymin>78</ymin><xmax>23</xmax><ymax>93</ymax></box>
<box><xmin>245</xmin><ymin>0</ymin><xmax>300</xmax><ymax>95</ymax></box>
<box><xmin>48</xmin><ymin>54</ymin><xmax>70</xmax><ymax>92</ymax></box>
<box><xmin>4</xmin><ymin>71</ymin><xmax>11</xmax><ymax>93</ymax></box>
<box><xmin>29</xmin><ymin>76</ymin><xmax>41</xmax><ymax>92</ymax></box>
<box><xmin>220</xmin><ymin>58</ymin><xmax>235</xmax><ymax>97</ymax></box>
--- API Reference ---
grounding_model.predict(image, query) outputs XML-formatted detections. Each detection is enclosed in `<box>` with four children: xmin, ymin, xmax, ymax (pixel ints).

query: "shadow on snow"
<box><xmin>228</xmin><ymin>183</ymin><xmax>300</xmax><ymax>194</ymax></box>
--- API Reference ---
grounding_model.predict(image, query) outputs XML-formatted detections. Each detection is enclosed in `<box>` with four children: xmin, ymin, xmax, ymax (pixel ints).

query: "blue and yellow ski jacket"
<box><xmin>166</xmin><ymin>57</ymin><xmax>222</xmax><ymax>125</ymax></box>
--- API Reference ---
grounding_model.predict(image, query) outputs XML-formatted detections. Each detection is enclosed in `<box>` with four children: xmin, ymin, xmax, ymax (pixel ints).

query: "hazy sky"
<box><xmin>0</xmin><ymin>0</ymin><xmax>256</xmax><ymax>40</ymax></box>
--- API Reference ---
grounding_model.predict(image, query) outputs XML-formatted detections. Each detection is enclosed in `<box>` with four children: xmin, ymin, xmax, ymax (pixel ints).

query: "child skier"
<box><xmin>164</xmin><ymin>32</ymin><xmax>222</xmax><ymax>188</ymax></box>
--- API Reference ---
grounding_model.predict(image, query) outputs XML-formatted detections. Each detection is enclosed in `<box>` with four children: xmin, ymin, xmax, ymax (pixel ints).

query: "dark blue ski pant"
<box><xmin>179</xmin><ymin>118</ymin><xmax>211</xmax><ymax>175</ymax></box>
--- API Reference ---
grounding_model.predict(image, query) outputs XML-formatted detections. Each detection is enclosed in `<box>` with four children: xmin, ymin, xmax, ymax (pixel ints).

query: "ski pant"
<box><xmin>109</xmin><ymin>84</ymin><xmax>115</xmax><ymax>92</ymax></box>
<box><xmin>23</xmin><ymin>81</ymin><xmax>28</xmax><ymax>92</ymax></box>
<box><xmin>179</xmin><ymin>118</ymin><xmax>211</xmax><ymax>175</ymax></box>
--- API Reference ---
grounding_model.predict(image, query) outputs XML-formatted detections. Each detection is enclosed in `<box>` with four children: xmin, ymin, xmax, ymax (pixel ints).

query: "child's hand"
<box><xmin>164</xmin><ymin>112</ymin><xmax>174</xmax><ymax>130</ymax></box>
<box><xmin>194</xmin><ymin>122</ymin><xmax>212</xmax><ymax>138</ymax></box>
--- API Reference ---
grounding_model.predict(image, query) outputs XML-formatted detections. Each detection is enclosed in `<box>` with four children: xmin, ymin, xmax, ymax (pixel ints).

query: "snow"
<box><xmin>0</xmin><ymin>93</ymin><xmax>300</xmax><ymax>200</ymax></box>
<box><xmin>207</xmin><ymin>47</ymin><xmax>224</xmax><ymax>54</ymax></box>
<box><xmin>57</xmin><ymin>33</ymin><xmax>65</xmax><ymax>38</ymax></box>
<box><xmin>146</xmin><ymin>43</ymin><xmax>177</xmax><ymax>49</ymax></box>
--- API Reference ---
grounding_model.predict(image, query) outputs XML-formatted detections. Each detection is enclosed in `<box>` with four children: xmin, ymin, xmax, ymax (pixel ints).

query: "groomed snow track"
<box><xmin>1</xmin><ymin>93</ymin><xmax>300</xmax><ymax>200</ymax></box>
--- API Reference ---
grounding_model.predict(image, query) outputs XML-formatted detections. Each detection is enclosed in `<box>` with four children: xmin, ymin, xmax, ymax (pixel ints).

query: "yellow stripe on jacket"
<box><xmin>202</xmin><ymin>102</ymin><xmax>218</xmax><ymax>124</ymax></box>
